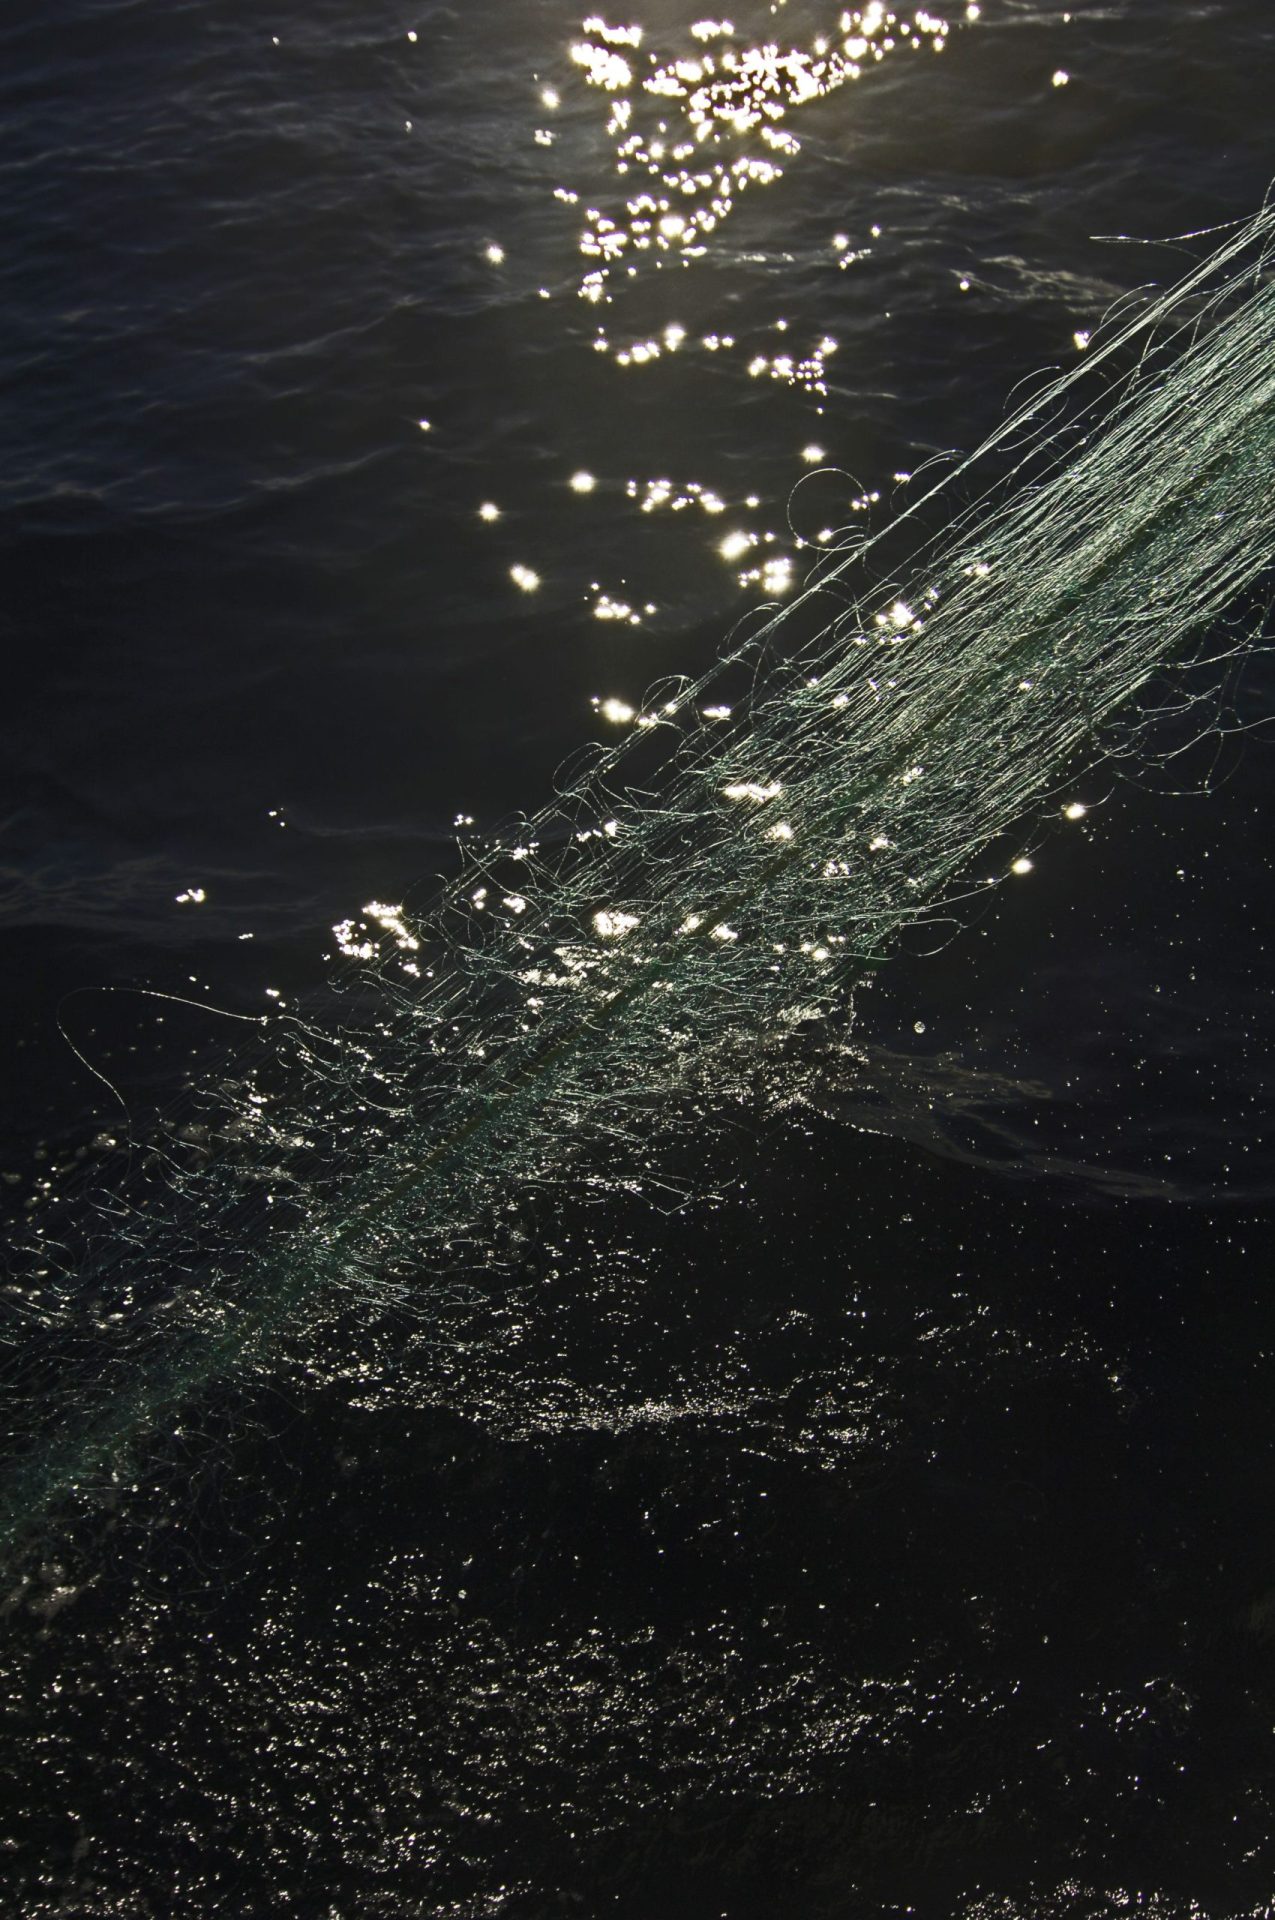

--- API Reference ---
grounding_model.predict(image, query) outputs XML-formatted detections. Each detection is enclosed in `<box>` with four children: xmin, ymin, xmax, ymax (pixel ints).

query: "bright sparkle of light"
<box><xmin>723</xmin><ymin>780</ymin><xmax>783</xmax><ymax>803</ymax></box>
<box><xmin>485</xmin><ymin>243</ymin><xmax>506</xmax><ymax>264</ymax></box>
<box><xmin>567</xmin><ymin>8</ymin><xmax>952</xmax><ymax>308</ymax></box>
<box><xmin>1011</xmin><ymin>856</ymin><xmax>1034</xmax><ymax>875</ymax></box>
<box><xmin>594</xmin><ymin>908</ymin><xmax>640</xmax><ymax>939</ymax></box>
<box><xmin>510</xmin><ymin>564</ymin><xmax>541</xmax><ymax>592</ymax></box>
<box><xmin>478</xmin><ymin>502</ymin><xmax>501</xmax><ymax>522</ymax></box>
<box><xmin>570</xmin><ymin>470</ymin><xmax>597</xmax><ymax>493</ymax></box>
<box><xmin>1064</xmin><ymin>802</ymin><xmax>1087</xmax><ymax>821</ymax></box>
<box><xmin>801</xmin><ymin>444</ymin><xmax>825</xmax><ymax>463</ymax></box>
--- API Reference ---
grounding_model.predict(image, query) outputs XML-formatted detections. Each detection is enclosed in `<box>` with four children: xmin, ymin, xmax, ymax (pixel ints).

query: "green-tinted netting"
<box><xmin>5</xmin><ymin>201</ymin><xmax>1274</xmax><ymax>1566</ymax></box>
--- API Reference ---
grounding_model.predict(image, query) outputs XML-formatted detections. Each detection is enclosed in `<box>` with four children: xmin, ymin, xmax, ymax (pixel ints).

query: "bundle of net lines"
<box><xmin>5</xmin><ymin>201</ymin><xmax>1275</xmax><ymax>1565</ymax></box>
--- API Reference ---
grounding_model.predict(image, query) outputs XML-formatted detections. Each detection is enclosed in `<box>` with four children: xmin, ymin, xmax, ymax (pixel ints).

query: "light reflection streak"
<box><xmin>561</xmin><ymin>6</ymin><xmax>956</xmax><ymax>309</ymax></box>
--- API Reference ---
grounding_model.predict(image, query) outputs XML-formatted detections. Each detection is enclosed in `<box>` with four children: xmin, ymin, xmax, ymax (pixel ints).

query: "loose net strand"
<box><xmin>4</xmin><ymin>201</ymin><xmax>1275</xmax><ymax>1565</ymax></box>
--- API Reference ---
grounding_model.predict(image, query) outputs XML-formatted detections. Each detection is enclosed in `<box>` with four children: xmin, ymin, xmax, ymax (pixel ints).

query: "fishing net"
<box><xmin>4</xmin><ymin>200</ymin><xmax>1275</xmax><ymax>1567</ymax></box>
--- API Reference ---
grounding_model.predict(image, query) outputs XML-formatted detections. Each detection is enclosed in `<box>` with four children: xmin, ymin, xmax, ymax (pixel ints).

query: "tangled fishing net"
<box><xmin>4</xmin><ymin>202</ymin><xmax>1275</xmax><ymax>1565</ymax></box>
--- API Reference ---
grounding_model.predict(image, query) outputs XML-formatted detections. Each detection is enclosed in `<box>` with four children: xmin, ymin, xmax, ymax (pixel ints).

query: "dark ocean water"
<box><xmin>3</xmin><ymin>1</ymin><xmax>1275</xmax><ymax>1914</ymax></box>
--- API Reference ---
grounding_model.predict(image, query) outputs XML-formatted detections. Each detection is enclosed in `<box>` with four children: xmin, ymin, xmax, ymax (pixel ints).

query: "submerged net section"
<box><xmin>4</xmin><ymin>203</ymin><xmax>1275</xmax><ymax>1564</ymax></box>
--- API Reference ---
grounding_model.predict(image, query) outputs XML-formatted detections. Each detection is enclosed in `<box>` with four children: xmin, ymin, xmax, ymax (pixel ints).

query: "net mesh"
<box><xmin>5</xmin><ymin>202</ymin><xmax>1275</xmax><ymax>1565</ymax></box>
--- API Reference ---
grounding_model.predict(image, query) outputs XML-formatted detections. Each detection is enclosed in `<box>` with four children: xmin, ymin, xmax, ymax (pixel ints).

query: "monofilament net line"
<box><xmin>4</xmin><ymin>201</ymin><xmax>1275</xmax><ymax>1565</ymax></box>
